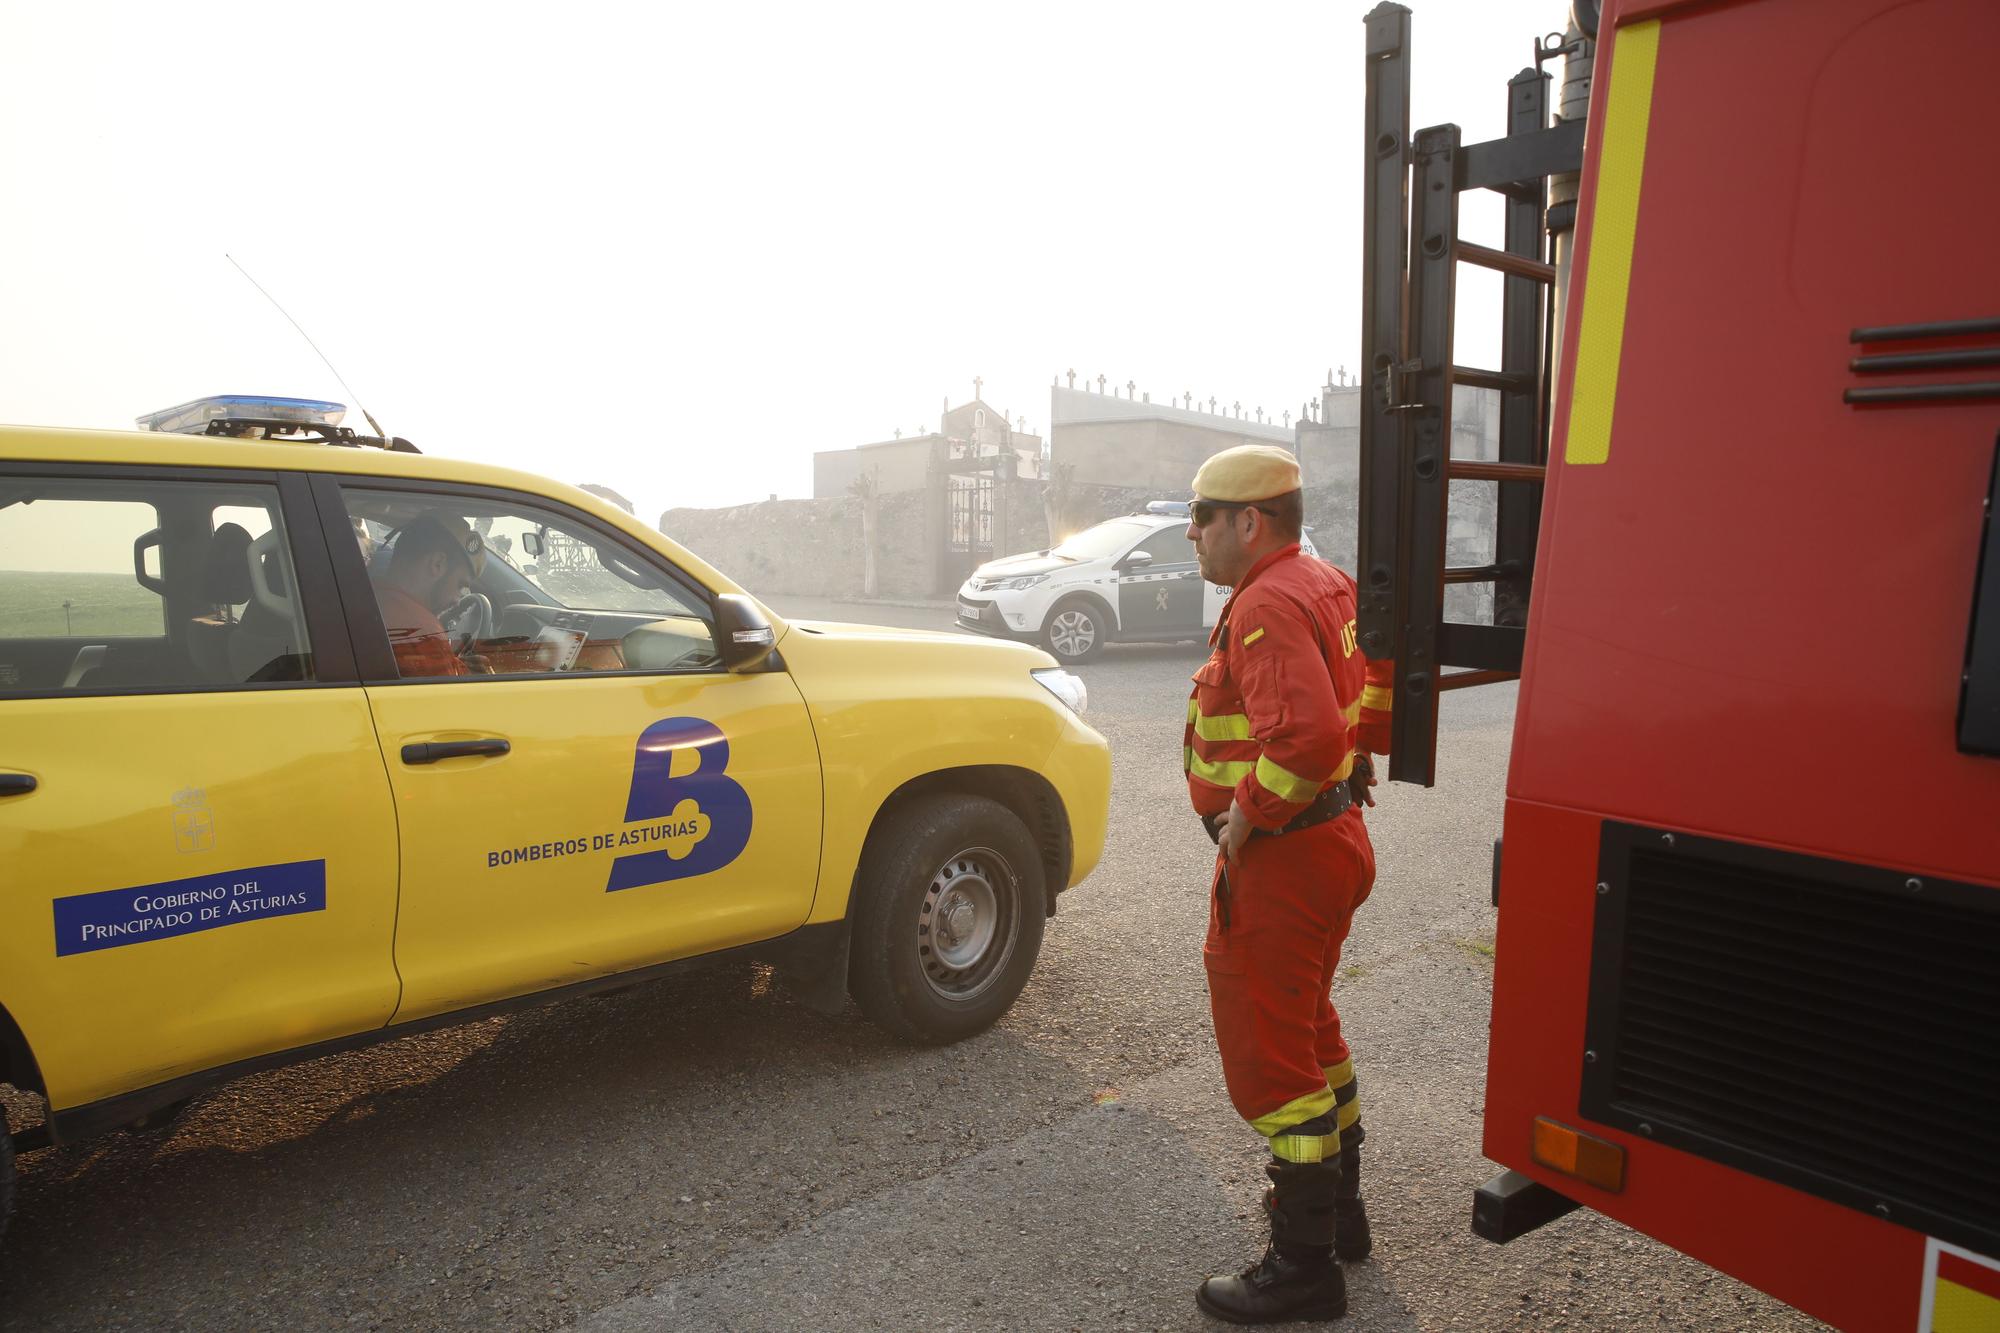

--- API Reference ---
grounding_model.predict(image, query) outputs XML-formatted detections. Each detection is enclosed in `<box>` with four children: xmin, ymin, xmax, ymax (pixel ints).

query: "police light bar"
<box><xmin>137</xmin><ymin>395</ymin><xmax>347</xmax><ymax>435</ymax></box>
<box><xmin>1145</xmin><ymin>500</ymin><xmax>1191</xmax><ymax>517</ymax></box>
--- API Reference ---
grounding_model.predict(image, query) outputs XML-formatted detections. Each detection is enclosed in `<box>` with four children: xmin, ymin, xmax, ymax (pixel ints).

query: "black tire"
<box><xmin>1040</xmin><ymin>597</ymin><xmax>1107</xmax><ymax>663</ymax></box>
<box><xmin>848</xmin><ymin>794</ymin><xmax>1047</xmax><ymax>1044</ymax></box>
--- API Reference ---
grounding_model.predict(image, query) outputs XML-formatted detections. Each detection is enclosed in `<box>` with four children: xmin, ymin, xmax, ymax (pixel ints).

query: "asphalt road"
<box><xmin>0</xmin><ymin>600</ymin><xmax>1824</xmax><ymax>1331</ymax></box>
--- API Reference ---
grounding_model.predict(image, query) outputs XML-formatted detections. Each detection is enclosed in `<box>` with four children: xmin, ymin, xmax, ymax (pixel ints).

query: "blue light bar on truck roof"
<box><xmin>136</xmin><ymin>395</ymin><xmax>347</xmax><ymax>435</ymax></box>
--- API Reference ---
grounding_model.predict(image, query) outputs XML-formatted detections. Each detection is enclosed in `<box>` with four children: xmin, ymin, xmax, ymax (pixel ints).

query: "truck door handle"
<box><xmin>401</xmin><ymin>739</ymin><xmax>511</xmax><ymax>765</ymax></box>
<box><xmin>0</xmin><ymin>773</ymin><xmax>36</xmax><ymax>796</ymax></box>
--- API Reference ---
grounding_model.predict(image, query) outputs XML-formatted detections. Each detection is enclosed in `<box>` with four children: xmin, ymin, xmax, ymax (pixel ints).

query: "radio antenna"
<box><xmin>224</xmin><ymin>253</ymin><xmax>387</xmax><ymax>439</ymax></box>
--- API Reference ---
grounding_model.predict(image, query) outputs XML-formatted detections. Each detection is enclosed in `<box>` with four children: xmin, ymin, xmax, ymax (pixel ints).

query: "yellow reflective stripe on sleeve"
<box><xmin>1323</xmin><ymin>1058</ymin><xmax>1355</xmax><ymax>1090</ymax></box>
<box><xmin>1360</xmin><ymin>684</ymin><xmax>1393</xmax><ymax>712</ymax></box>
<box><xmin>1255</xmin><ymin>754</ymin><xmax>1322</xmax><ymax>804</ymax></box>
<box><xmin>1187</xmin><ymin>698</ymin><xmax>1198</xmax><ymax>724</ymax></box>
<box><xmin>1344</xmin><ymin>698</ymin><xmax>1362</xmax><ymax>725</ymax></box>
<box><xmin>1565</xmin><ymin>18</ymin><xmax>1661</xmax><ymax>467</ymax></box>
<box><xmin>1188</xmin><ymin>753</ymin><xmax>1254</xmax><ymax>788</ymax></box>
<box><xmin>1270</xmin><ymin>1130</ymin><xmax>1340</xmax><ymax>1163</ymax></box>
<box><xmin>1243</xmin><ymin>627</ymin><xmax>1265</xmax><ymax>646</ymax></box>
<box><xmin>1249</xmin><ymin>1086</ymin><xmax>1337</xmax><ymax>1137</ymax></box>
<box><xmin>1193</xmin><ymin>710</ymin><xmax>1253</xmax><ymax>742</ymax></box>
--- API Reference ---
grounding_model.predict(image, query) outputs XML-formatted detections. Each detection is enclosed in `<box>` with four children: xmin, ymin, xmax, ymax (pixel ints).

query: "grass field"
<box><xmin>0</xmin><ymin>571</ymin><xmax>164</xmax><ymax>637</ymax></box>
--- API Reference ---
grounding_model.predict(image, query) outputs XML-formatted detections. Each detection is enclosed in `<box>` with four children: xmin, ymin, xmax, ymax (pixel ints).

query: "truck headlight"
<box><xmin>998</xmin><ymin>573</ymin><xmax>1050</xmax><ymax>591</ymax></box>
<box><xmin>1031</xmin><ymin>667</ymin><xmax>1088</xmax><ymax>716</ymax></box>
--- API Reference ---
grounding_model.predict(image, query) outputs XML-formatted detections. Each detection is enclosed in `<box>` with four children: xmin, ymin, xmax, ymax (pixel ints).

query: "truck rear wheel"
<box><xmin>848</xmin><ymin>794</ymin><xmax>1047</xmax><ymax>1044</ymax></box>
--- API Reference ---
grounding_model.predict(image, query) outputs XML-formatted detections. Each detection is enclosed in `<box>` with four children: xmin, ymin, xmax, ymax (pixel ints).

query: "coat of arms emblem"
<box><xmin>172</xmin><ymin>787</ymin><xmax>215</xmax><ymax>854</ymax></box>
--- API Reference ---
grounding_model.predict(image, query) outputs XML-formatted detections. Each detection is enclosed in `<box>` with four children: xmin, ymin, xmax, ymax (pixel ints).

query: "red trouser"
<box><xmin>1203</xmin><ymin>810</ymin><xmax>1375</xmax><ymax>1132</ymax></box>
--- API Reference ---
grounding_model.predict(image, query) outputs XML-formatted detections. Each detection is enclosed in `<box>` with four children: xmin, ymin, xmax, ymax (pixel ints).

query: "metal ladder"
<box><xmin>1358</xmin><ymin>2</ymin><xmax>1586</xmax><ymax>785</ymax></box>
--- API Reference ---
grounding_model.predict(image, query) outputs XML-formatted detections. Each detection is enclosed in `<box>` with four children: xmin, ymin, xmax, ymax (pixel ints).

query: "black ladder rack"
<box><xmin>1358</xmin><ymin>2</ymin><xmax>1584</xmax><ymax>786</ymax></box>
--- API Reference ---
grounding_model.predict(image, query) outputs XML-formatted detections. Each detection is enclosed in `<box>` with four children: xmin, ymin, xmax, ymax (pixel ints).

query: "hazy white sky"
<box><xmin>0</xmin><ymin>1</ymin><xmax>1571</xmax><ymax>523</ymax></box>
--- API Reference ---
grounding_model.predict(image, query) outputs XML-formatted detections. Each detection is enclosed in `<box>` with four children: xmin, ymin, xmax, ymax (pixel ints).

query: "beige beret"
<box><xmin>1191</xmin><ymin>444</ymin><xmax>1302</xmax><ymax>502</ymax></box>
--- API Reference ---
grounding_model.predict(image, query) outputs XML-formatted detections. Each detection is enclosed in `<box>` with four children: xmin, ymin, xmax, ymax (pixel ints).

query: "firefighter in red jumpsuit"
<box><xmin>1182</xmin><ymin>445</ymin><xmax>1393</xmax><ymax>1324</ymax></box>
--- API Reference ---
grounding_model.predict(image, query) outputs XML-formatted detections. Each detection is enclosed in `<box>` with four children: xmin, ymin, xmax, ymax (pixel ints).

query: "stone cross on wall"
<box><xmin>1284</xmin><ymin>409</ymin><xmax>1291</xmax><ymax>426</ymax></box>
<box><xmin>894</xmin><ymin>428</ymin><xmax>902</xmax><ymax>439</ymax></box>
<box><xmin>1126</xmin><ymin>379</ymin><xmax>1135</xmax><ymax>399</ymax></box>
<box><xmin>1255</xmin><ymin>406</ymin><xmax>1264</xmax><ymax>423</ymax></box>
<box><xmin>1232</xmin><ymin>400</ymin><xmax>1241</xmax><ymax>418</ymax></box>
<box><xmin>1183</xmin><ymin>391</ymin><xmax>1192</xmax><ymax>409</ymax></box>
<box><xmin>1338</xmin><ymin>365</ymin><xmax>1349</xmax><ymax>387</ymax></box>
<box><xmin>1096</xmin><ymin>373</ymin><xmax>1106</xmax><ymax>395</ymax></box>
<box><xmin>1207</xmin><ymin>396</ymin><xmax>1216</xmax><ymax>414</ymax></box>
<box><xmin>973</xmin><ymin>375</ymin><xmax>983</xmax><ymax>401</ymax></box>
<box><xmin>1067</xmin><ymin>368</ymin><xmax>1076</xmax><ymax>388</ymax></box>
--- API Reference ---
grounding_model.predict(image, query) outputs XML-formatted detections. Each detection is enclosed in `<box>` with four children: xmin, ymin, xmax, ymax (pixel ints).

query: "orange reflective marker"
<box><xmin>1531</xmin><ymin>1117</ymin><xmax>1627</xmax><ymax>1193</ymax></box>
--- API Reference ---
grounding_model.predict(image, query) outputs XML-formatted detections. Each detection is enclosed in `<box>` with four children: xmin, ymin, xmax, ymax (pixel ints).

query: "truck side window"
<box><xmin>337</xmin><ymin>486</ymin><xmax>719</xmax><ymax>679</ymax></box>
<box><xmin>0</xmin><ymin>474</ymin><xmax>315</xmax><ymax>694</ymax></box>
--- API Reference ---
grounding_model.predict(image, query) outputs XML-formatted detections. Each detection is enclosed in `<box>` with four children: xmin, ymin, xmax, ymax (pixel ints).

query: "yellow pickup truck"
<box><xmin>0</xmin><ymin>397</ymin><xmax>1110</xmax><ymax>1244</ymax></box>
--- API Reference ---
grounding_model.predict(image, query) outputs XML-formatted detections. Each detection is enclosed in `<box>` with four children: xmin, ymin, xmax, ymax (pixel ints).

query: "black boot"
<box><xmin>1333</xmin><ymin>1146</ymin><xmax>1371</xmax><ymax>1262</ymax></box>
<box><xmin>1196</xmin><ymin>1159</ymin><xmax>1348</xmax><ymax>1324</ymax></box>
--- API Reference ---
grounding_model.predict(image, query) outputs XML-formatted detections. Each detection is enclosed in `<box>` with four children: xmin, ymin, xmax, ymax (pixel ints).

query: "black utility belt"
<box><xmin>1201</xmin><ymin>781</ymin><xmax>1353</xmax><ymax>844</ymax></box>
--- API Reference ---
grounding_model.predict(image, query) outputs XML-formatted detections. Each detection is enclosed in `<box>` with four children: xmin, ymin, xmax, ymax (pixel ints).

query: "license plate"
<box><xmin>957</xmin><ymin>601</ymin><xmax>979</xmax><ymax>620</ymax></box>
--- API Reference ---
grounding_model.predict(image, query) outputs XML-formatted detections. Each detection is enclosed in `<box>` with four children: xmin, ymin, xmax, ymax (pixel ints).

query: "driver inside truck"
<box><xmin>371</xmin><ymin>513</ymin><xmax>488</xmax><ymax>677</ymax></box>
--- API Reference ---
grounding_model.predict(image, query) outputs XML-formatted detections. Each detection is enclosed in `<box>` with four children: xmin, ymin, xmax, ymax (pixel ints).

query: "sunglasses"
<box><xmin>1190</xmin><ymin>499</ymin><xmax>1276</xmax><ymax>527</ymax></box>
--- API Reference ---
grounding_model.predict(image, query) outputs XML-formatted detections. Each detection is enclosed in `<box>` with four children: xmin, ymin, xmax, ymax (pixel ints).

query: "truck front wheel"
<box><xmin>848</xmin><ymin>794</ymin><xmax>1047</xmax><ymax>1044</ymax></box>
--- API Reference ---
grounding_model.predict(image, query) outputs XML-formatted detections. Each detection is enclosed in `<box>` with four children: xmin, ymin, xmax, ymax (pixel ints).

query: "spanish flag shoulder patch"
<box><xmin>1242</xmin><ymin>627</ymin><xmax>1266</xmax><ymax>647</ymax></box>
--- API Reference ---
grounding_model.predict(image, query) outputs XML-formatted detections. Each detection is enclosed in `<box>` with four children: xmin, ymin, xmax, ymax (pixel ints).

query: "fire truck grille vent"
<box><xmin>1582</xmin><ymin>823</ymin><xmax>2000</xmax><ymax>1258</ymax></box>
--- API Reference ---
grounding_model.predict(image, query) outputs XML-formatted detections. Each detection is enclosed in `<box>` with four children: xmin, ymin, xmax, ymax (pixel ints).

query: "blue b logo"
<box><xmin>605</xmin><ymin>717</ymin><xmax>753</xmax><ymax>893</ymax></box>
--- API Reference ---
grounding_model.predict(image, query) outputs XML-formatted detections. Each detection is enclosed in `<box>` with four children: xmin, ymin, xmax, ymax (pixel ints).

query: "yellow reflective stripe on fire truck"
<box><xmin>1188</xmin><ymin>753</ymin><xmax>1254</xmax><ymax>788</ymax></box>
<box><xmin>1256</xmin><ymin>754</ymin><xmax>1323</xmax><ymax>803</ymax></box>
<box><xmin>1360</xmin><ymin>684</ymin><xmax>1393</xmax><ymax>712</ymax></box>
<box><xmin>1565</xmin><ymin>18</ymin><xmax>1661</xmax><ymax>467</ymax></box>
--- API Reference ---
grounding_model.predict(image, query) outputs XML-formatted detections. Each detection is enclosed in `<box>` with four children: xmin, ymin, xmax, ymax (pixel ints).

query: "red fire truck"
<box><xmin>1356</xmin><ymin>2</ymin><xmax>1999</xmax><ymax>1328</ymax></box>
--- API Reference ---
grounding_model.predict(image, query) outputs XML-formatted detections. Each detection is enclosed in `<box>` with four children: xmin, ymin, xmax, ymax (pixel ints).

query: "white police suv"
<box><xmin>954</xmin><ymin>503</ymin><xmax>1319</xmax><ymax>663</ymax></box>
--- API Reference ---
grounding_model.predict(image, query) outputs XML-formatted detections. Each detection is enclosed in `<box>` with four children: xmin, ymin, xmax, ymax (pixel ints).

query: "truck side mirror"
<box><xmin>713</xmin><ymin>593</ymin><xmax>779</xmax><ymax>672</ymax></box>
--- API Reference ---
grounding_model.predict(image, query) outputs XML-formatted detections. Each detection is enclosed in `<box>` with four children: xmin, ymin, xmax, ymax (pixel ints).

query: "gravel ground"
<box><xmin>0</xmin><ymin>599</ymin><xmax>1827</xmax><ymax>1330</ymax></box>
